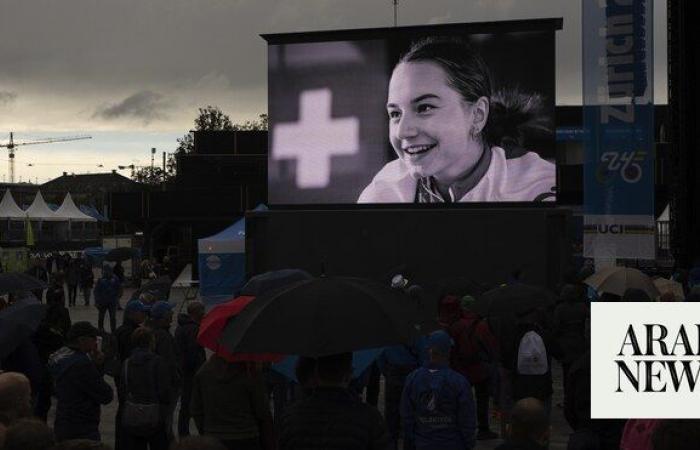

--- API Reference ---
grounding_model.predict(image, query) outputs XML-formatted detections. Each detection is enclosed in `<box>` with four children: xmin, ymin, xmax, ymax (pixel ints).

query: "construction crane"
<box><xmin>0</xmin><ymin>132</ymin><xmax>92</xmax><ymax>183</ymax></box>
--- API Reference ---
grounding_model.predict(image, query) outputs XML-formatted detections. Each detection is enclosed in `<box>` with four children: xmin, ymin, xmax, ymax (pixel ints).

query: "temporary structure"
<box><xmin>55</xmin><ymin>193</ymin><xmax>97</xmax><ymax>222</ymax></box>
<box><xmin>25</xmin><ymin>191</ymin><xmax>61</xmax><ymax>221</ymax></box>
<box><xmin>0</xmin><ymin>190</ymin><xmax>25</xmax><ymax>220</ymax></box>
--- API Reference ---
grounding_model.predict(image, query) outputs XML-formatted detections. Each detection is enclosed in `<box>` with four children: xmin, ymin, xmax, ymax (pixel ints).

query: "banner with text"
<box><xmin>582</xmin><ymin>0</ymin><xmax>655</xmax><ymax>259</ymax></box>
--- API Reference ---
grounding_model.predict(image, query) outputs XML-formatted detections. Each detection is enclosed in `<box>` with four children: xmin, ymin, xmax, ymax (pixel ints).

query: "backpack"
<box><xmin>516</xmin><ymin>330</ymin><xmax>548</xmax><ymax>375</ymax></box>
<box><xmin>122</xmin><ymin>358</ymin><xmax>160</xmax><ymax>436</ymax></box>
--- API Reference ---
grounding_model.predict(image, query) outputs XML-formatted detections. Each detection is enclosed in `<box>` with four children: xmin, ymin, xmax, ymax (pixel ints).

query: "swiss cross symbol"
<box><xmin>272</xmin><ymin>89</ymin><xmax>359</xmax><ymax>189</ymax></box>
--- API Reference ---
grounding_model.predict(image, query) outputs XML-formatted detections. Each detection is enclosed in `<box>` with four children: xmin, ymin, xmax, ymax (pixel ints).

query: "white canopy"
<box><xmin>658</xmin><ymin>204</ymin><xmax>670</xmax><ymax>222</ymax></box>
<box><xmin>0</xmin><ymin>190</ymin><xmax>26</xmax><ymax>220</ymax></box>
<box><xmin>55</xmin><ymin>193</ymin><xmax>97</xmax><ymax>222</ymax></box>
<box><xmin>25</xmin><ymin>191</ymin><xmax>62</xmax><ymax>221</ymax></box>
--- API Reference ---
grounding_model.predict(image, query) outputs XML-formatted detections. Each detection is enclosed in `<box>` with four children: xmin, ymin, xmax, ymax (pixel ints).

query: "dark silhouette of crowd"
<box><xmin>2</xmin><ymin>256</ymin><xmax>699</xmax><ymax>450</ymax></box>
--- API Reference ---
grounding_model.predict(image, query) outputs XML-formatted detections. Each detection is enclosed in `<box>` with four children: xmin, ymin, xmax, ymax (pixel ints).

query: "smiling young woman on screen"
<box><xmin>358</xmin><ymin>37</ymin><xmax>556</xmax><ymax>204</ymax></box>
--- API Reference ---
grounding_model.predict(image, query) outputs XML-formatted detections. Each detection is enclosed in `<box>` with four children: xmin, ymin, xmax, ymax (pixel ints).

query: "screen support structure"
<box><xmin>392</xmin><ymin>0</ymin><xmax>399</xmax><ymax>27</ymax></box>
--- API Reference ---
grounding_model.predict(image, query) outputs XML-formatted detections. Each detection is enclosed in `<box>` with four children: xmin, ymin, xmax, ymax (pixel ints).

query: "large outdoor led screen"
<box><xmin>267</xmin><ymin>20</ymin><xmax>560</xmax><ymax>205</ymax></box>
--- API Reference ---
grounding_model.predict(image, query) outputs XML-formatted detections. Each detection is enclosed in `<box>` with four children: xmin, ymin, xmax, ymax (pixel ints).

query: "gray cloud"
<box><xmin>0</xmin><ymin>91</ymin><xmax>17</xmax><ymax>106</ymax></box>
<box><xmin>94</xmin><ymin>90</ymin><xmax>169</xmax><ymax>124</ymax></box>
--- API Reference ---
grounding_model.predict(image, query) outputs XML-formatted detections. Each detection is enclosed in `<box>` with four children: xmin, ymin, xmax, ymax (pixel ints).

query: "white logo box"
<box><xmin>591</xmin><ymin>302</ymin><xmax>700</xmax><ymax>419</ymax></box>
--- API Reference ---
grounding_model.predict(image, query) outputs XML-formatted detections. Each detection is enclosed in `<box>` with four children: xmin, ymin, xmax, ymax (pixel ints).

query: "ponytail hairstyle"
<box><xmin>398</xmin><ymin>37</ymin><xmax>552</xmax><ymax>148</ymax></box>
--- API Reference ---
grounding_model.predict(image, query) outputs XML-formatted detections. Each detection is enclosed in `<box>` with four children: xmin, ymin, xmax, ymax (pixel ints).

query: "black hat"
<box><xmin>67</xmin><ymin>321</ymin><xmax>99</xmax><ymax>341</ymax></box>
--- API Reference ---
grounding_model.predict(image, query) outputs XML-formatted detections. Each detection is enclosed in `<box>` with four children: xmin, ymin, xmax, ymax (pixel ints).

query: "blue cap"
<box><xmin>124</xmin><ymin>300</ymin><xmax>146</xmax><ymax>313</ymax></box>
<box><xmin>426</xmin><ymin>330</ymin><xmax>453</xmax><ymax>353</ymax></box>
<box><xmin>149</xmin><ymin>301</ymin><xmax>174</xmax><ymax>319</ymax></box>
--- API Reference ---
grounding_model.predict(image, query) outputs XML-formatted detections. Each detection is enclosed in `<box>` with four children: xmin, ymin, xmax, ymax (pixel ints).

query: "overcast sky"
<box><xmin>0</xmin><ymin>0</ymin><xmax>668</xmax><ymax>183</ymax></box>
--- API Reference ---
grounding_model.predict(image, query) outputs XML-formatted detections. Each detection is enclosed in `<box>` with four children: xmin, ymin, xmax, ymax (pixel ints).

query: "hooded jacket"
<box><xmin>93</xmin><ymin>266</ymin><xmax>121</xmax><ymax>308</ymax></box>
<box><xmin>120</xmin><ymin>347</ymin><xmax>172</xmax><ymax>422</ymax></box>
<box><xmin>174</xmin><ymin>313</ymin><xmax>206</xmax><ymax>377</ymax></box>
<box><xmin>48</xmin><ymin>346</ymin><xmax>113</xmax><ymax>440</ymax></box>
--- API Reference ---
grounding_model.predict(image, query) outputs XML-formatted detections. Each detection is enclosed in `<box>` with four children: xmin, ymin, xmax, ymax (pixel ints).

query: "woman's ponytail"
<box><xmin>484</xmin><ymin>88</ymin><xmax>553</xmax><ymax>149</ymax></box>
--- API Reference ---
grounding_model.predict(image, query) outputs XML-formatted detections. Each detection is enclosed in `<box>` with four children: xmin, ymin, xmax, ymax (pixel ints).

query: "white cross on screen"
<box><xmin>272</xmin><ymin>88</ymin><xmax>360</xmax><ymax>189</ymax></box>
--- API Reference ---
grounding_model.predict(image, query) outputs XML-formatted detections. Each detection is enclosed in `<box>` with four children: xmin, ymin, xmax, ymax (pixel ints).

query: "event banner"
<box><xmin>265</xmin><ymin>20</ymin><xmax>560</xmax><ymax>205</ymax></box>
<box><xmin>582</xmin><ymin>0</ymin><xmax>655</xmax><ymax>259</ymax></box>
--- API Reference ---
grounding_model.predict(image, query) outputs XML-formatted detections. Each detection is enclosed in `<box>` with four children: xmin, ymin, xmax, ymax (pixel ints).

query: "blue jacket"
<box><xmin>378</xmin><ymin>336</ymin><xmax>428</xmax><ymax>382</ymax></box>
<box><xmin>400</xmin><ymin>363</ymin><xmax>476</xmax><ymax>450</ymax></box>
<box><xmin>48</xmin><ymin>346</ymin><xmax>113</xmax><ymax>441</ymax></box>
<box><xmin>93</xmin><ymin>275</ymin><xmax>121</xmax><ymax>307</ymax></box>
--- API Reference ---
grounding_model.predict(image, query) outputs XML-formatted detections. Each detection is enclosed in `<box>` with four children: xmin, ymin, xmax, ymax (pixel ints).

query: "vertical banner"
<box><xmin>583</xmin><ymin>0</ymin><xmax>655</xmax><ymax>260</ymax></box>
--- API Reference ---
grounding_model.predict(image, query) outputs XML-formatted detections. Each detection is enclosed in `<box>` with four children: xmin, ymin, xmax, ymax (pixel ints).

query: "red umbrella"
<box><xmin>197</xmin><ymin>295</ymin><xmax>284</xmax><ymax>363</ymax></box>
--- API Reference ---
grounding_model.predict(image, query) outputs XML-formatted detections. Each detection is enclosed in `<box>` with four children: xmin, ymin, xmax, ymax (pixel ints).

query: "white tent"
<box><xmin>55</xmin><ymin>193</ymin><xmax>97</xmax><ymax>222</ymax></box>
<box><xmin>25</xmin><ymin>191</ymin><xmax>62</xmax><ymax>221</ymax></box>
<box><xmin>0</xmin><ymin>190</ymin><xmax>26</xmax><ymax>220</ymax></box>
<box><xmin>658</xmin><ymin>204</ymin><xmax>670</xmax><ymax>222</ymax></box>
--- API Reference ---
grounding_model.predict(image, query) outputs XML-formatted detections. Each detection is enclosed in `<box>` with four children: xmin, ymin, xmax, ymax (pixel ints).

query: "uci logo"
<box><xmin>596</xmin><ymin>224</ymin><xmax>623</xmax><ymax>234</ymax></box>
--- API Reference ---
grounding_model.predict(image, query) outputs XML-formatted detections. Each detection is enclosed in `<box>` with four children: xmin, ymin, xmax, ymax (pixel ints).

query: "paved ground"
<box><xmin>48</xmin><ymin>286</ymin><xmax>573</xmax><ymax>449</ymax></box>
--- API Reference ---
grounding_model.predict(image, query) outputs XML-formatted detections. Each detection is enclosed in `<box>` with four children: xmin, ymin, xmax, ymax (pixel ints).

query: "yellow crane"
<box><xmin>0</xmin><ymin>132</ymin><xmax>92</xmax><ymax>183</ymax></box>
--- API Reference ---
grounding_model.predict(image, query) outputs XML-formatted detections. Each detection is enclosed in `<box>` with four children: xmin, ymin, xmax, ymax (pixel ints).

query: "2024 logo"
<box><xmin>596</xmin><ymin>150</ymin><xmax>648</xmax><ymax>184</ymax></box>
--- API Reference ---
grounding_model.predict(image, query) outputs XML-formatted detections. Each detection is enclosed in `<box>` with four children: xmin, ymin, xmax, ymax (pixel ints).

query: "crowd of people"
<box><xmin>2</xmin><ymin>259</ymin><xmax>700</xmax><ymax>450</ymax></box>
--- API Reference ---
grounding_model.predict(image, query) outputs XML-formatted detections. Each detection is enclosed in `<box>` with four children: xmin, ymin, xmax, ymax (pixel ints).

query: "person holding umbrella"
<box><xmin>278</xmin><ymin>352</ymin><xmax>391</xmax><ymax>450</ymax></box>
<box><xmin>191</xmin><ymin>356</ymin><xmax>274</xmax><ymax>450</ymax></box>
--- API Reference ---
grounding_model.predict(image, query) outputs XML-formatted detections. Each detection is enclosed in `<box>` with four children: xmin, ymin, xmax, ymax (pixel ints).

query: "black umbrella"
<box><xmin>131</xmin><ymin>275</ymin><xmax>172</xmax><ymax>301</ymax></box>
<box><xmin>471</xmin><ymin>283</ymin><xmax>556</xmax><ymax>319</ymax></box>
<box><xmin>220</xmin><ymin>276</ymin><xmax>436</xmax><ymax>357</ymax></box>
<box><xmin>0</xmin><ymin>297</ymin><xmax>46</xmax><ymax>359</ymax></box>
<box><xmin>0</xmin><ymin>273</ymin><xmax>48</xmax><ymax>295</ymax></box>
<box><xmin>104</xmin><ymin>247</ymin><xmax>139</xmax><ymax>262</ymax></box>
<box><xmin>239</xmin><ymin>269</ymin><xmax>313</xmax><ymax>296</ymax></box>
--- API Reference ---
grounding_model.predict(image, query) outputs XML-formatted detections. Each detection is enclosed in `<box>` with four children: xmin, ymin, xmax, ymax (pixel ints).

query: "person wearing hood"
<box><xmin>174</xmin><ymin>301</ymin><xmax>206</xmax><ymax>437</ymax></box>
<box><xmin>438</xmin><ymin>295</ymin><xmax>499</xmax><ymax>440</ymax></box>
<box><xmin>147</xmin><ymin>301</ymin><xmax>181</xmax><ymax>442</ymax></box>
<box><xmin>120</xmin><ymin>325</ymin><xmax>173</xmax><ymax>450</ymax></box>
<box><xmin>192</xmin><ymin>356</ymin><xmax>274</xmax><ymax>450</ymax></box>
<box><xmin>48</xmin><ymin>321</ymin><xmax>113</xmax><ymax>442</ymax></box>
<box><xmin>114</xmin><ymin>300</ymin><xmax>149</xmax><ymax>450</ymax></box>
<box><xmin>93</xmin><ymin>265</ymin><xmax>121</xmax><ymax>333</ymax></box>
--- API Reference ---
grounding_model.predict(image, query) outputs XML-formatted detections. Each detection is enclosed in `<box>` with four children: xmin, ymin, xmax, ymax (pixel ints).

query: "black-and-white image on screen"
<box><xmin>267</xmin><ymin>22</ymin><xmax>557</xmax><ymax>205</ymax></box>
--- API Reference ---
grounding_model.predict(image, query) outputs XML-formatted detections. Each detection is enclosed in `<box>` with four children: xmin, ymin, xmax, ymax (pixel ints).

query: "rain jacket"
<box><xmin>191</xmin><ymin>356</ymin><xmax>273</xmax><ymax>444</ymax></box>
<box><xmin>446</xmin><ymin>311</ymin><xmax>498</xmax><ymax>385</ymax></box>
<box><xmin>378</xmin><ymin>337</ymin><xmax>428</xmax><ymax>383</ymax></box>
<box><xmin>400</xmin><ymin>362</ymin><xmax>476</xmax><ymax>450</ymax></box>
<box><xmin>93</xmin><ymin>268</ymin><xmax>121</xmax><ymax>308</ymax></box>
<box><xmin>119</xmin><ymin>348</ymin><xmax>172</xmax><ymax>422</ymax></box>
<box><xmin>279</xmin><ymin>386</ymin><xmax>391</xmax><ymax>450</ymax></box>
<box><xmin>174</xmin><ymin>313</ymin><xmax>206</xmax><ymax>377</ymax></box>
<box><xmin>48</xmin><ymin>346</ymin><xmax>113</xmax><ymax>441</ymax></box>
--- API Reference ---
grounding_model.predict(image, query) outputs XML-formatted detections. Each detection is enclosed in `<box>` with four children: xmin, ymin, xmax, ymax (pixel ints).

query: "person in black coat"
<box><xmin>32</xmin><ymin>310</ymin><xmax>69</xmax><ymax>421</ymax></box>
<box><xmin>553</xmin><ymin>284</ymin><xmax>589</xmax><ymax>390</ymax></box>
<box><xmin>279</xmin><ymin>352</ymin><xmax>391</xmax><ymax>450</ymax></box>
<box><xmin>79</xmin><ymin>259</ymin><xmax>95</xmax><ymax>306</ymax></box>
<box><xmin>114</xmin><ymin>300</ymin><xmax>148</xmax><ymax>450</ymax></box>
<box><xmin>174</xmin><ymin>301</ymin><xmax>206</xmax><ymax>437</ymax></box>
<box><xmin>48</xmin><ymin>322</ymin><xmax>113</xmax><ymax>442</ymax></box>
<box><xmin>120</xmin><ymin>326</ymin><xmax>173</xmax><ymax>450</ymax></box>
<box><xmin>146</xmin><ymin>301</ymin><xmax>181</xmax><ymax>442</ymax></box>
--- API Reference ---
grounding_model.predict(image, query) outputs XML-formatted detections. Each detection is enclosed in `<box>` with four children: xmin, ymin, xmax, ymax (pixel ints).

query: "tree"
<box><xmin>134</xmin><ymin>106</ymin><xmax>267</xmax><ymax>184</ymax></box>
<box><xmin>132</xmin><ymin>166</ymin><xmax>168</xmax><ymax>185</ymax></box>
